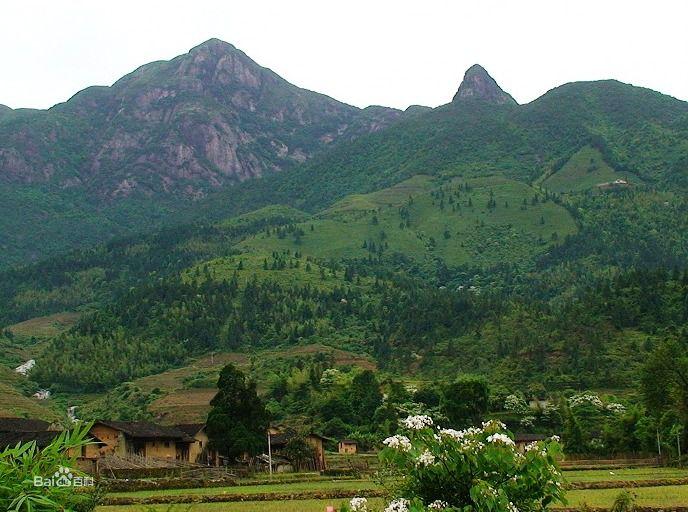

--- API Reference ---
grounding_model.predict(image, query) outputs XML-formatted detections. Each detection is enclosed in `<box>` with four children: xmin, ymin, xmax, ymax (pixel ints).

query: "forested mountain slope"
<box><xmin>0</xmin><ymin>39</ymin><xmax>402</xmax><ymax>266</ymax></box>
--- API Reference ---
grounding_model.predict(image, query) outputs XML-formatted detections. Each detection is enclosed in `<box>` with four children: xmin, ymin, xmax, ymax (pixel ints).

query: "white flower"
<box><xmin>504</xmin><ymin>394</ymin><xmax>529</xmax><ymax>413</ymax></box>
<box><xmin>439</xmin><ymin>428</ymin><xmax>465</xmax><ymax>440</ymax></box>
<box><xmin>428</xmin><ymin>500</ymin><xmax>449</xmax><ymax>509</ymax></box>
<box><xmin>417</xmin><ymin>449</ymin><xmax>436</xmax><ymax>466</ymax></box>
<box><xmin>482</xmin><ymin>419</ymin><xmax>508</xmax><ymax>430</ymax></box>
<box><xmin>383</xmin><ymin>435</ymin><xmax>412</xmax><ymax>451</ymax></box>
<box><xmin>507</xmin><ymin>501</ymin><xmax>519</xmax><ymax>512</ymax></box>
<box><xmin>486</xmin><ymin>433</ymin><xmax>515</xmax><ymax>446</ymax></box>
<box><xmin>606</xmin><ymin>402</ymin><xmax>626</xmax><ymax>414</ymax></box>
<box><xmin>350</xmin><ymin>497</ymin><xmax>368</xmax><ymax>512</ymax></box>
<box><xmin>549</xmin><ymin>435</ymin><xmax>561</xmax><ymax>442</ymax></box>
<box><xmin>384</xmin><ymin>498</ymin><xmax>410</xmax><ymax>512</ymax></box>
<box><xmin>402</xmin><ymin>414</ymin><xmax>434</xmax><ymax>430</ymax></box>
<box><xmin>568</xmin><ymin>393</ymin><xmax>604</xmax><ymax>409</ymax></box>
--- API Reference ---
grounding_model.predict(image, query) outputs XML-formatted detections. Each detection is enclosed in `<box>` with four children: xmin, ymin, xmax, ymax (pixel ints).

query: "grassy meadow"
<box><xmin>239</xmin><ymin>174</ymin><xmax>577</xmax><ymax>268</ymax></box>
<box><xmin>541</xmin><ymin>146</ymin><xmax>628</xmax><ymax>193</ymax></box>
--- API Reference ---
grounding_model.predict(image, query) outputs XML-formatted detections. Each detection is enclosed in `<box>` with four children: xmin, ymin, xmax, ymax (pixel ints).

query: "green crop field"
<box><xmin>240</xmin><ymin>174</ymin><xmax>577</xmax><ymax>268</ymax></box>
<box><xmin>97</xmin><ymin>483</ymin><xmax>688</xmax><ymax>512</ymax></box>
<box><xmin>98</xmin><ymin>499</ymin><xmax>387</xmax><ymax>512</ymax></box>
<box><xmin>98</xmin><ymin>468</ymin><xmax>688</xmax><ymax>511</ymax></box>
<box><xmin>565</xmin><ymin>484</ymin><xmax>688</xmax><ymax>507</ymax></box>
<box><xmin>564</xmin><ymin>466</ymin><xmax>688</xmax><ymax>482</ymax></box>
<box><xmin>108</xmin><ymin>479</ymin><xmax>379</xmax><ymax>499</ymax></box>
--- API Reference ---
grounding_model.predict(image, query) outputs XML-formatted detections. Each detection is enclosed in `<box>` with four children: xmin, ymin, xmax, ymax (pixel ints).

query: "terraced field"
<box><xmin>97</xmin><ymin>469</ymin><xmax>688</xmax><ymax>511</ymax></box>
<box><xmin>83</xmin><ymin>345</ymin><xmax>376</xmax><ymax>424</ymax></box>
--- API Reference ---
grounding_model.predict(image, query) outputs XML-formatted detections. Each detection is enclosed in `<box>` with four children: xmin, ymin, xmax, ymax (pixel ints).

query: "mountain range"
<box><xmin>1</xmin><ymin>38</ymin><xmax>684</xmax><ymax>267</ymax></box>
<box><xmin>1</xmin><ymin>38</ymin><xmax>688</xmax><ymax>424</ymax></box>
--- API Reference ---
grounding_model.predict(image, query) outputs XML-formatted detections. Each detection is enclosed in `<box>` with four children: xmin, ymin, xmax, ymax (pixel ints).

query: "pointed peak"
<box><xmin>189</xmin><ymin>38</ymin><xmax>238</xmax><ymax>55</ymax></box>
<box><xmin>453</xmin><ymin>64</ymin><xmax>517</xmax><ymax>105</ymax></box>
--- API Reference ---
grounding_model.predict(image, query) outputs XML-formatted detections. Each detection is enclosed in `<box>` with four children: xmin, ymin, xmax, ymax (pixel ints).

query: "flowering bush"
<box><xmin>568</xmin><ymin>393</ymin><xmax>604</xmax><ymax>409</ymax></box>
<box><xmin>353</xmin><ymin>416</ymin><xmax>565</xmax><ymax>512</ymax></box>
<box><xmin>504</xmin><ymin>394</ymin><xmax>529</xmax><ymax>414</ymax></box>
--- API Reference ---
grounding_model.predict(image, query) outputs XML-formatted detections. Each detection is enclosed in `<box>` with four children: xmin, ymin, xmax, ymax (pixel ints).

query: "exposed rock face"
<box><xmin>0</xmin><ymin>39</ymin><xmax>402</xmax><ymax>198</ymax></box>
<box><xmin>452</xmin><ymin>64</ymin><xmax>517</xmax><ymax>105</ymax></box>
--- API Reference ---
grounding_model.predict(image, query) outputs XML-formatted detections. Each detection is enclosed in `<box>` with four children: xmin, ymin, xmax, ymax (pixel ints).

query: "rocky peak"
<box><xmin>452</xmin><ymin>64</ymin><xmax>517</xmax><ymax>105</ymax></box>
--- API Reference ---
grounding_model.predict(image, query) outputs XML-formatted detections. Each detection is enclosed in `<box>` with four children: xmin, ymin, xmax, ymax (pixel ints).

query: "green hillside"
<box><xmin>240</xmin><ymin>175</ymin><xmax>577</xmax><ymax>268</ymax></box>
<box><xmin>541</xmin><ymin>145</ymin><xmax>629</xmax><ymax>193</ymax></box>
<box><xmin>193</xmin><ymin>80</ymin><xmax>688</xmax><ymax>227</ymax></box>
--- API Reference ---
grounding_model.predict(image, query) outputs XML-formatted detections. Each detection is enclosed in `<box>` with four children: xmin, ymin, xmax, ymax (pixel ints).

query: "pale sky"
<box><xmin>2</xmin><ymin>0</ymin><xmax>687</xmax><ymax>111</ymax></box>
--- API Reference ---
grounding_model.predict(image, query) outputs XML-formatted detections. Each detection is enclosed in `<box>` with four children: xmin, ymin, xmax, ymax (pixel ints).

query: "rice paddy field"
<box><xmin>97</xmin><ymin>467</ymin><xmax>688</xmax><ymax>511</ymax></box>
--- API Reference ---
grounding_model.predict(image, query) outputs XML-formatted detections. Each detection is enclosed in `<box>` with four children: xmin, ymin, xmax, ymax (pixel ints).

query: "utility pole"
<box><xmin>657</xmin><ymin>429</ymin><xmax>662</xmax><ymax>461</ymax></box>
<box><xmin>678</xmin><ymin>431</ymin><xmax>682</xmax><ymax>468</ymax></box>
<box><xmin>267</xmin><ymin>430</ymin><xmax>273</xmax><ymax>476</ymax></box>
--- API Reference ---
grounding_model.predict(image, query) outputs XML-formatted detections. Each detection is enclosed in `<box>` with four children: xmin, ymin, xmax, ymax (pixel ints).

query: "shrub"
<box><xmin>351</xmin><ymin>416</ymin><xmax>565</xmax><ymax>511</ymax></box>
<box><xmin>611</xmin><ymin>490</ymin><xmax>637</xmax><ymax>512</ymax></box>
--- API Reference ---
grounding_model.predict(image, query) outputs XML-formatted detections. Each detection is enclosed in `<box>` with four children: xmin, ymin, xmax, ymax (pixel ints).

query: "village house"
<box><xmin>176</xmin><ymin>423</ymin><xmax>215</xmax><ymax>464</ymax></box>
<box><xmin>338</xmin><ymin>439</ymin><xmax>358</xmax><ymax>454</ymax></box>
<box><xmin>268</xmin><ymin>427</ymin><xmax>328</xmax><ymax>471</ymax></box>
<box><xmin>90</xmin><ymin>421</ymin><xmax>195</xmax><ymax>461</ymax></box>
<box><xmin>0</xmin><ymin>417</ymin><xmax>105</xmax><ymax>472</ymax></box>
<box><xmin>514</xmin><ymin>433</ymin><xmax>547</xmax><ymax>452</ymax></box>
<box><xmin>0</xmin><ymin>417</ymin><xmax>52</xmax><ymax>433</ymax></box>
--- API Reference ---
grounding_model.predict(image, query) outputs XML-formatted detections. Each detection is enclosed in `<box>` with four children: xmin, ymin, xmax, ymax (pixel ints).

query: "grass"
<box><xmin>183</xmin><ymin>252</ymin><xmax>375</xmax><ymax>292</ymax></box>
<box><xmin>240</xmin><ymin>174</ymin><xmax>577</xmax><ymax>268</ymax></box>
<box><xmin>564</xmin><ymin>484</ymin><xmax>688</xmax><ymax>507</ymax></box>
<box><xmin>0</xmin><ymin>365</ymin><xmax>60</xmax><ymax>421</ymax></box>
<box><xmin>6</xmin><ymin>311</ymin><xmax>81</xmax><ymax>338</ymax></box>
<box><xmin>541</xmin><ymin>145</ymin><xmax>628</xmax><ymax>193</ymax></box>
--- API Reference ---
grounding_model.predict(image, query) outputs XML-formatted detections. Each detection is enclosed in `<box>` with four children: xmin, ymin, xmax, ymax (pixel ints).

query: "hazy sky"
<box><xmin>2</xmin><ymin>0</ymin><xmax>687</xmax><ymax>110</ymax></box>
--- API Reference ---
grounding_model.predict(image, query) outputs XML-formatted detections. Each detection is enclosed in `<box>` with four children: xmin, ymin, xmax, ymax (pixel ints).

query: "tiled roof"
<box><xmin>175</xmin><ymin>423</ymin><xmax>206</xmax><ymax>436</ymax></box>
<box><xmin>0</xmin><ymin>417</ymin><xmax>51</xmax><ymax>432</ymax></box>
<box><xmin>514</xmin><ymin>433</ymin><xmax>547</xmax><ymax>442</ymax></box>
<box><xmin>0</xmin><ymin>430</ymin><xmax>59</xmax><ymax>448</ymax></box>
<box><xmin>95</xmin><ymin>420</ymin><xmax>194</xmax><ymax>441</ymax></box>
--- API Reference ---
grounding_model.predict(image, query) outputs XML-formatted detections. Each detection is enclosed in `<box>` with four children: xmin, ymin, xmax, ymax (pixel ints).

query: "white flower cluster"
<box><xmin>519</xmin><ymin>416</ymin><xmax>536</xmax><ymax>428</ymax></box>
<box><xmin>438</xmin><ymin>426</ymin><xmax>485</xmax><ymax>452</ymax></box>
<box><xmin>383</xmin><ymin>435</ymin><xmax>412</xmax><ymax>452</ymax></box>
<box><xmin>606</xmin><ymin>402</ymin><xmax>626</xmax><ymax>414</ymax></box>
<box><xmin>439</xmin><ymin>426</ymin><xmax>480</xmax><ymax>440</ymax></box>
<box><xmin>486</xmin><ymin>433</ymin><xmax>515</xmax><ymax>446</ymax></box>
<box><xmin>428</xmin><ymin>500</ymin><xmax>449</xmax><ymax>509</ymax></box>
<box><xmin>504</xmin><ymin>394</ymin><xmax>529</xmax><ymax>414</ymax></box>
<box><xmin>417</xmin><ymin>449</ymin><xmax>436</xmax><ymax>467</ymax></box>
<box><xmin>349</xmin><ymin>496</ymin><xmax>368</xmax><ymax>512</ymax></box>
<box><xmin>507</xmin><ymin>501</ymin><xmax>519</xmax><ymax>512</ymax></box>
<box><xmin>568</xmin><ymin>393</ymin><xmax>604</xmax><ymax>409</ymax></box>
<box><xmin>524</xmin><ymin>442</ymin><xmax>546</xmax><ymax>456</ymax></box>
<box><xmin>482</xmin><ymin>419</ymin><xmax>508</xmax><ymax>430</ymax></box>
<box><xmin>384</xmin><ymin>498</ymin><xmax>410</xmax><ymax>512</ymax></box>
<box><xmin>402</xmin><ymin>414</ymin><xmax>434</xmax><ymax>430</ymax></box>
